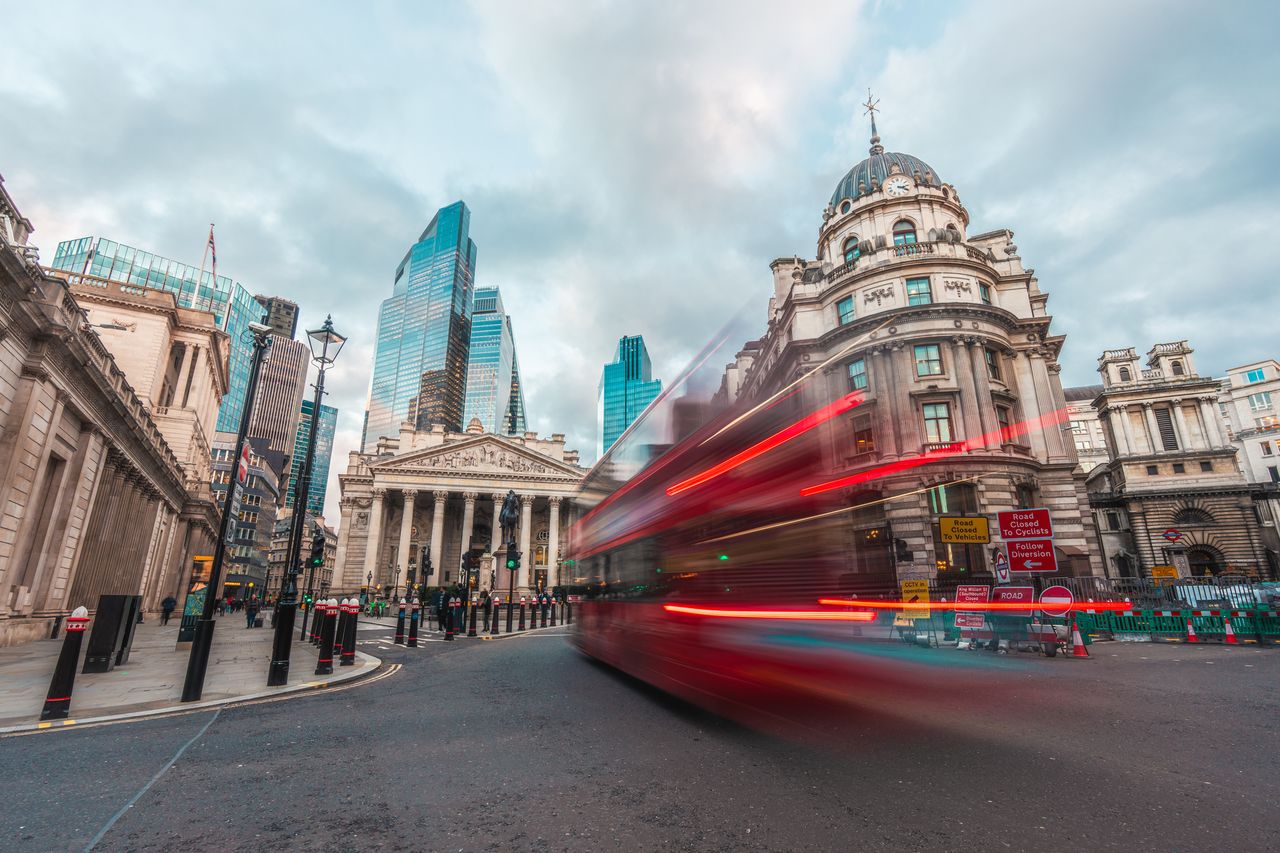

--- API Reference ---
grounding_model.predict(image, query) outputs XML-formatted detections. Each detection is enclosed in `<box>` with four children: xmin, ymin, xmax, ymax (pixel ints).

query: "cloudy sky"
<box><xmin>3</xmin><ymin>0</ymin><xmax>1278</xmax><ymax>524</ymax></box>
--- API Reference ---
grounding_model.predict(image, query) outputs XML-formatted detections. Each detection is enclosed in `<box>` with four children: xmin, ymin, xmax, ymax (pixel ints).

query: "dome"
<box><xmin>829</xmin><ymin>150</ymin><xmax>942</xmax><ymax>207</ymax></box>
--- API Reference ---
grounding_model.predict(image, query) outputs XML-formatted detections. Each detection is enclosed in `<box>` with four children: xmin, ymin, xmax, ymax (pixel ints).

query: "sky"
<box><xmin>3</xmin><ymin>0</ymin><xmax>1278</xmax><ymax>526</ymax></box>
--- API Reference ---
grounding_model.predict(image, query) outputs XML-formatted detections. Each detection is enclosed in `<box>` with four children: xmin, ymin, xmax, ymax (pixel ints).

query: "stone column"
<box><xmin>334</xmin><ymin>498</ymin><xmax>354</xmax><ymax>587</ymax></box>
<box><xmin>460</xmin><ymin>492</ymin><xmax>477</xmax><ymax>557</ymax></box>
<box><xmin>890</xmin><ymin>343</ymin><xmax>921</xmax><ymax>455</ymax></box>
<box><xmin>518</xmin><ymin>494</ymin><xmax>534</xmax><ymax>591</ymax></box>
<box><xmin>362</xmin><ymin>488</ymin><xmax>385</xmax><ymax>587</ymax></box>
<box><xmin>1142</xmin><ymin>403</ymin><xmax>1161</xmax><ymax>452</ymax></box>
<box><xmin>547</xmin><ymin>497</ymin><xmax>562</xmax><ymax>588</ymax></box>
<box><xmin>397</xmin><ymin>490</ymin><xmax>416</xmax><ymax>591</ymax></box>
<box><xmin>1105</xmin><ymin>408</ymin><xmax>1131</xmax><ymax>457</ymax></box>
<box><xmin>968</xmin><ymin>341</ymin><xmax>998</xmax><ymax>448</ymax></box>
<box><xmin>428</xmin><ymin>490</ymin><xmax>447</xmax><ymax>584</ymax></box>
<box><xmin>1198</xmin><ymin>397</ymin><xmax>1223</xmax><ymax>447</ymax></box>
<box><xmin>869</xmin><ymin>348</ymin><xmax>898</xmax><ymax>458</ymax></box>
<box><xmin>1010</xmin><ymin>351</ymin><xmax>1049</xmax><ymax>459</ymax></box>
<box><xmin>489</xmin><ymin>493</ymin><xmax>505</xmax><ymax>553</ymax></box>
<box><xmin>1170</xmin><ymin>399</ymin><xmax>1192</xmax><ymax>450</ymax></box>
<box><xmin>1029</xmin><ymin>352</ymin><xmax>1071</xmax><ymax>461</ymax></box>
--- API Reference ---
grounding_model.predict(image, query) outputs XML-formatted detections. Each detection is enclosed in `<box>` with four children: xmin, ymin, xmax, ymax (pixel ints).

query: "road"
<box><xmin>2</xmin><ymin>621</ymin><xmax>1276</xmax><ymax>852</ymax></box>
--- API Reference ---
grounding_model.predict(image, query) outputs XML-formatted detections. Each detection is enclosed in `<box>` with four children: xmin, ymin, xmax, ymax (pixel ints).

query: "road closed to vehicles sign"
<box><xmin>939</xmin><ymin>516</ymin><xmax>991</xmax><ymax>544</ymax></box>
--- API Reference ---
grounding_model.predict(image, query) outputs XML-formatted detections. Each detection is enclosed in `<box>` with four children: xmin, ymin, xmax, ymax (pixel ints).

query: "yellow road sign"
<box><xmin>900</xmin><ymin>579</ymin><xmax>930</xmax><ymax>620</ymax></box>
<box><xmin>939</xmin><ymin>516</ymin><xmax>990</xmax><ymax>544</ymax></box>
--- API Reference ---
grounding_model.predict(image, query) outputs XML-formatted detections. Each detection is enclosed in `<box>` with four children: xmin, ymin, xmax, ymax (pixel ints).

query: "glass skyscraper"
<box><xmin>287</xmin><ymin>399</ymin><xmax>338</xmax><ymax>519</ymax></box>
<box><xmin>598</xmin><ymin>334</ymin><xmax>663</xmax><ymax>457</ymax></box>
<box><xmin>363</xmin><ymin>201</ymin><xmax>477</xmax><ymax>451</ymax></box>
<box><xmin>462</xmin><ymin>287</ymin><xmax>527</xmax><ymax>435</ymax></box>
<box><xmin>50</xmin><ymin>236</ymin><xmax>262</xmax><ymax>433</ymax></box>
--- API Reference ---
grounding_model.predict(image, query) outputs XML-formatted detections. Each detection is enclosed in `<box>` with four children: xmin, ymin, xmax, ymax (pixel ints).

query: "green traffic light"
<box><xmin>718</xmin><ymin>554</ymin><xmax>729</xmax><ymax>561</ymax></box>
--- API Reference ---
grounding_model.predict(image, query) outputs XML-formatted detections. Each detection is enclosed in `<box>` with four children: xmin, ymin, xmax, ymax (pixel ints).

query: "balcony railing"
<box><xmin>825</xmin><ymin>240</ymin><xmax>996</xmax><ymax>286</ymax></box>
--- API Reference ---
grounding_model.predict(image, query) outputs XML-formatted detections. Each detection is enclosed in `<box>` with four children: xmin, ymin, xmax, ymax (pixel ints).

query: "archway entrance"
<box><xmin>1186</xmin><ymin>546</ymin><xmax>1222</xmax><ymax>577</ymax></box>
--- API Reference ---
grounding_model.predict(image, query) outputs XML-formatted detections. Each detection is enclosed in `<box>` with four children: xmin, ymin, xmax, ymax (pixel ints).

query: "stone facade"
<box><xmin>336</xmin><ymin>420</ymin><xmax>585</xmax><ymax>597</ymax></box>
<box><xmin>718</xmin><ymin>127</ymin><xmax>1101</xmax><ymax>580</ymax></box>
<box><xmin>1085</xmin><ymin>342</ymin><xmax>1280</xmax><ymax>578</ymax></box>
<box><xmin>0</xmin><ymin>176</ymin><xmax>219</xmax><ymax>645</ymax></box>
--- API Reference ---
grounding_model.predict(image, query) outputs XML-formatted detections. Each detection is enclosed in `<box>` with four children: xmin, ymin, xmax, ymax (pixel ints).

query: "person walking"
<box><xmin>481</xmin><ymin>589</ymin><xmax>492</xmax><ymax>632</ymax></box>
<box><xmin>245</xmin><ymin>599</ymin><xmax>259</xmax><ymax>629</ymax></box>
<box><xmin>160</xmin><ymin>595</ymin><xmax>177</xmax><ymax>626</ymax></box>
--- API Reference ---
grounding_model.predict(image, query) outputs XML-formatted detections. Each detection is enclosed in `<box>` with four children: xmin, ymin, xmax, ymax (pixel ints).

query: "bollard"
<box><xmin>445</xmin><ymin>597</ymin><xmax>456</xmax><ymax>641</ymax></box>
<box><xmin>506</xmin><ymin>596</ymin><xmax>514</xmax><ymax>633</ymax></box>
<box><xmin>394</xmin><ymin>599</ymin><xmax>407</xmax><ymax>645</ymax></box>
<box><xmin>41</xmin><ymin>606</ymin><xmax>90</xmax><ymax>721</ymax></box>
<box><xmin>408</xmin><ymin>599</ymin><xmax>421</xmax><ymax>647</ymax></box>
<box><xmin>491</xmin><ymin>599</ymin><xmax>501</xmax><ymax>636</ymax></box>
<box><xmin>333</xmin><ymin>597</ymin><xmax>349</xmax><ymax>660</ymax></box>
<box><xmin>468</xmin><ymin>597</ymin><xmax>478</xmax><ymax>637</ymax></box>
<box><xmin>340</xmin><ymin>600</ymin><xmax>358</xmax><ymax>666</ymax></box>
<box><xmin>310</xmin><ymin>601</ymin><xmax>323</xmax><ymax>644</ymax></box>
<box><xmin>540</xmin><ymin>599</ymin><xmax>548</xmax><ymax>629</ymax></box>
<box><xmin>550</xmin><ymin>598</ymin><xmax>557</xmax><ymax>627</ymax></box>
<box><xmin>315</xmin><ymin>598</ymin><xmax>338</xmax><ymax>675</ymax></box>
<box><xmin>518</xmin><ymin>597</ymin><xmax>527</xmax><ymax>631</ymax></box>
<box><xmin>566</xmin><ymin>599</ymin><xmax>572</xmax><ymax>625</ymax></box>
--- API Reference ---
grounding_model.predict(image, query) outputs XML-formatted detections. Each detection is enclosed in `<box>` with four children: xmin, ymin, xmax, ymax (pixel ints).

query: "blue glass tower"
<box><xmin>50</xmin><ymin>236</ymin><xmax>262</xmax><ymax>433</ymax></box>
<box><xmin>363</xmin><ymin>201</ymin><xmax>477</xmax><ymax>451</ymax></box>
<box><xmin>598</xmin><ymin>335</ymin><xmax>663</xmax><ymax>457</ymax></box>
<box><xmin>287</xmin><ymin>399</ymin><xmax>338</xmax><ymax>519</ymax></box>
<box><xmin>463</xmin><ymin>287</ymin><xmax>527</xmax><ymax>435</ymax></box>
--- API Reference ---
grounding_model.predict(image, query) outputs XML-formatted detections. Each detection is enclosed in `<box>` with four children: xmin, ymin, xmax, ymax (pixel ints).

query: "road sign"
<box><xmin>992</xmin><ymin>585</ymin><xmax>1034</xmax><ymax>615</ymax></box>
<box><xmin>900</xmin><ymin>579</ymin><xmax>930</xmax><ymax>620</ymax></box>
<box><xmin>1039</xmin><ymin>584</ymin><xmax>1074</xmax><ymax>617</ymax></box>
<box><xmin>993</xmin><ymin>550</ymin><xmax>1011</xmax><ymax>584</ymax></box>
<box><xmin>1162</xmin><ymin>528</ymin><xmax>1182</xmax><ymax>542</ymax></box>
<box><xmin>997</xmin><ymin>508</ymin><xmax>1053</xmax><ymax>540</ymax></box>
<box><xmin>1008</xmin><ymin>539</ymin><xmax>1058</xmax><ymax>573</ymax></box>
<box><xmin>954</xmin><ymin>584</ymin><xmax>989</xmax><ymax>629</ymax></box>
<box><xmin>939</xmin><ymin>516</ymin><xmax>991</xmax><ymax>544</ymax></box>
<box><xmin>237</xmin><ymin>443</ymin><xmax>251</xmax><ymax>484</ymax></box>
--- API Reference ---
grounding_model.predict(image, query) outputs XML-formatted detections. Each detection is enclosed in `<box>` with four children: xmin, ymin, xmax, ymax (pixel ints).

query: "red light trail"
<box><xmin>817</xmin><ymin>598</ymin><xmax>1133</xmax><ymax>612</ymax></box>
<box><xmin>663</xmin><ymin>604</ymin><xmax>876</xmax><ymax>621</ymax></box>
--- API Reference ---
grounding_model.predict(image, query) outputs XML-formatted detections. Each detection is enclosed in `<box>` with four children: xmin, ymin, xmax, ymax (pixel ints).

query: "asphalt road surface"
<box><xmin>3</xmin><ymin>621</ymin><xmax>1276</xmax><ymax>852</ymax></box>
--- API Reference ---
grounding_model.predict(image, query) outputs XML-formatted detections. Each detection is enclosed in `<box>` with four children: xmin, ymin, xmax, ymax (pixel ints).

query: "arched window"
<box><xmin>1118</xmin><ymin>366</ymin><xmax>1132</xmax><ymax>382</ymax></box>
<box><xmin>892</xmin><ymin>220</ymin><xmax>917</xmax><ymax>246</ymax></box>
<box><xmin>1172</xmin><ymin>507</ymin><xmax>1215</xmax><ymax>526</ymax></box>
<box><xmin>842</xmin><ymin>236</ymin><xmax>860</xmax><ymax>264</ymax></box>
<box><xmin>1171</xmin><ymin>360</ymin><xmax>1185</xmax><ymax>376</ymax></box>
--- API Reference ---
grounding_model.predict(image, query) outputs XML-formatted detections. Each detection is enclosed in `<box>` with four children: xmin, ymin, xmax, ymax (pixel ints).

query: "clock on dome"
<box><xmin>885</xmin><ymin>176</ymin><xmax>911</xmax><ymax>197</ymax></box>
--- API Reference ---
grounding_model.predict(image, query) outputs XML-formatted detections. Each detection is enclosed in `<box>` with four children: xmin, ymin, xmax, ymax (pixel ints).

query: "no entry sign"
<box><xmin>1008</xmin><ymin>539</ymin><xmax>1058</xmax><ymax>573</ymax></box>
<box><xmin>997</xmin><ymin>508</ymin><xmax>1053</xmax><ymax>540</ymax></box>
<box><xmin>1039</xmin><ymin>585</ymin><xmax>1074</xmax><ymax>618</ymax></box>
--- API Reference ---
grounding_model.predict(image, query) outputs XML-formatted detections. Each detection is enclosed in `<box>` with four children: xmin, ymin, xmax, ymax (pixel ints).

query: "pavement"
<box><xmin>0</xmin><ymin>614</ymin><xmax>380</xmax><ymax>732</ymax></box>
<box><xmin>1</xmin><ymin>623</ymin><xmax>1277</xmax><ymax>852</ymax></box>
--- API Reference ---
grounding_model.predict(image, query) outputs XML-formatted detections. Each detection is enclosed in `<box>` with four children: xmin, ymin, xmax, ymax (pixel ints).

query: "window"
<box><xmin>1246</xmin><ymin>368</ymin><xmax>1266</xmax><ymax>383</ymax></box>
<box><xmin>922</xmin><ymin>402</ymin><xmax>953</xmax><ymax>444</ymax></box>
<box><xmin>1118</xmin><ymin>366</ymin><xmax>1131</xmax><ymax>382</ymax></box>
<box><xmin>1269</xmin><ymin>466</ymin><xmax>1279</xmax><ymax>483</ymax></box>
<box><xmin>985</xmin><ymin>348</ymin><xmax>1001</xmax><ymax>381</ymax></box>
<box><xmin>928</xmin><ymin>482</ymin><xmax>978</xmax><ymax>514</ymax></box>
<box><xmin>996</xmin><ymin>405</ymin><xmax>1013</xmax><ymax>443</ymax></box>
<box><xmin>1171</xmin><ymin>360</ymin><xmax>1184</xmax><ymax>376</ymax></box>
<box><xmin>1256</xmin><ymin>416</ymin><xmax>1280</xmax><ymax>429</ymax></box>
<box><xmin>1247</xmin><ymin>392</ymin><xmax>1273</xmax><ymax>412</ymax></box>
<box><xmin>1173</xmin><ymin>463</ymin><xmax>1186</xmax><ymax>474</ymax></box>
<box><xmin>1154</xmin><ymin>407</ymin><xmax>1179</xmax><ymax>450</ymax></box>
<box><xmin>906</xmin><ymin>277</ymin><xmax>932</xmax><ymax>306</ymax></box>
<box><xmin>979</xmin><ymin>282</ymin><xmax>992</xmax><ymax>304</ymax></box>
<box><xmin>837</xmin><ymin>296</ymin><xmax>855</xmax><ymax>325</ymax></box>
<box><xmin>892</xmin><ymin>220</ymin><xmax>917</xmax><ymax>246</ymax></box>
<box><xmin>852</xmin><ymin>412</ymin><xmax>875</xmax><ymax>455</ymax></box>
<box><xmin>1015</xmin><ymin>484</ymin><xmax>1038</xmax><ymax>509</ymax></box>
<box><xmin>840</xmin><ymin>200</ymin><xmax>852</xmax><ymax>215</ymax></box>
<box><xmin>842</xmin><ymin>236</ymin><xmax>860</xmax><ymax>263</ymax></box>
<box><xmin>1105</xmin><ymin>511</ymin><xmax>1122</xmax><ymax>531</ymax></box>
<box><xmin>847</xmin><ymin>358</ymin><xmax>867</xmax><ymax>391</ymax></box>
<box><xmin>1263</xmin><ymin>441</ymin><xmax>1274</xmax><ymax>456</ymax></box>
<box><xmin>1146</xmin><ymin>465</ymin><xmax>1159</xmax><ymax>475</ymax></box>
<box><xmin>914</xmin><ymin>344</ymin><xmax>943</xmax><ymax>376</ymax></box>
<box><xmin>1200</xmin><ymin>461</ymin><xmax>1213</xmax><ymax>472</ymax></box>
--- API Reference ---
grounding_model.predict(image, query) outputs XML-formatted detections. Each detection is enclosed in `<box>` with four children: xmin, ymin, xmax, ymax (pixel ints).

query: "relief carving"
<box><xmin>943</xmin><ymin>279</ymin><xmax>972</xmax><ymax>296</ymax></box>
<box><xmin>408</xmin><ymin>444</ymin><xmax>554</xmax><ymax>475</ymax></box>
<box><xmin>863</xmin><ymin>286</ymin><xmax>895</xmax><ymax>308</ymax></box>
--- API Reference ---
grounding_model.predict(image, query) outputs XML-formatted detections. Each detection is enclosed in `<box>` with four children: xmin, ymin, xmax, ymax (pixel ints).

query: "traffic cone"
<box><xmin>1070</xmin><ymin>619</ymin><xmax>1090</xmax><ymax>658</ymax></box>
<box><xmin>1223</xmin><ymin>616</ymin><xmax>1239</xmax><ymax>645</ymax></box>
<box><xmin>1185</xmin><ymin>618</ymin><xmax>1199</xmax><ymax>643</ymax></box>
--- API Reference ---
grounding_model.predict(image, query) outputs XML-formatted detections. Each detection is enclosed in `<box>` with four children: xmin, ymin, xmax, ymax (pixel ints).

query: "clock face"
<box><xmin>885</xmin><ymin>177</ymin><xmax>911</xmax><ymax>197</ymax></box>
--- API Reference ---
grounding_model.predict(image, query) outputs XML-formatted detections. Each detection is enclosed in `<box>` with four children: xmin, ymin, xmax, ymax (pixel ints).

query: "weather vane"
<box><xmin>863</xmin><ymin>87</ymin><xmax>883</xmax><ymax>153</ymax></box>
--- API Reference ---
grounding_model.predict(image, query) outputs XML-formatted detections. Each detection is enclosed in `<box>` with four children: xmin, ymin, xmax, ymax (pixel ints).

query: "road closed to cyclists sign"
<box><xmin>997</xmin><ymin>508</ymin><xmax>1053</xmax><ymax>540</ymax></box>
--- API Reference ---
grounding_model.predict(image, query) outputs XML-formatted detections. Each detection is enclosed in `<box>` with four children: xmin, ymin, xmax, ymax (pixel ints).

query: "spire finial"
<box><xmin>863</xmin><ymin>88</ymin><xmax>884</xmax><ymax>155</ymax></box>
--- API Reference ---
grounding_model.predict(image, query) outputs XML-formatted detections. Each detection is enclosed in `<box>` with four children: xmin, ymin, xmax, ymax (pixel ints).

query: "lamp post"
<box><xmin>268</xmin><ymin>315</ymin><xmax>346</xmax><ymax>687</ymax></box>
<box><xmin>182</xmin><ymin>321</ymin><xmax>273</xmax><ymax>702</ymax></box>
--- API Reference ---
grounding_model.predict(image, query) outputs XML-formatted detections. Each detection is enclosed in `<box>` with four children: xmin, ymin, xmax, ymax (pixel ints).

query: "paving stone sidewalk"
<box><xmin>0</xmin><ymin>614</ymin><xmax>378</xmax><ymax>730</ymax></box>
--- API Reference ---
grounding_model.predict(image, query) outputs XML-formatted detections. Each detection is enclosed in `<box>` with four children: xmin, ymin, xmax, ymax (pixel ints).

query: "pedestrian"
<box><xmin>245</xmin><ymin>599</ymin><xmax>259</xmax><ymax>629</ymax></box>
<box><xmin>160</xmin><ymin>595</ymin><xmax>177</xmax><ymax>626</ymax></box>
<box><xmin>481</xmin><ymin>589</ymin><xmax>492</xmax><ymax>631</ymax></box>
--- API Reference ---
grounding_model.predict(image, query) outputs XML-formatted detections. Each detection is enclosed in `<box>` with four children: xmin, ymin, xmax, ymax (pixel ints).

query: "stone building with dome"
<box><xmin>718</xmin><ymin>108</ymin><xmax>1101</xmax><ymax>581</ymax></box>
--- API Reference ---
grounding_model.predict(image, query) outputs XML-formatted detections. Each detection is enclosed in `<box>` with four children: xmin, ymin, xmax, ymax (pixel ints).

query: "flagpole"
<box><xmin>196</xmin><ymin>222</ymin><xmax>214</xmax><ymax>305</ymax></box>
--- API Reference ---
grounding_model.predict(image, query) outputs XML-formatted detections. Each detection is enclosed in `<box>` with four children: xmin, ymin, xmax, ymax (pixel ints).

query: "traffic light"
<box><xmin>505</xmin><ymin>551</ymin><xmax>521</xmax><ymax>571</ymax></box>
<box><xmin>308</xmin><ymin>532</ymin><xmax>325</xmax><ymax>567</ymax></box>
<box><xmin>302</xmin><ymin>592</ymin><xmax>313</xmax><ymax>610</ymax></box>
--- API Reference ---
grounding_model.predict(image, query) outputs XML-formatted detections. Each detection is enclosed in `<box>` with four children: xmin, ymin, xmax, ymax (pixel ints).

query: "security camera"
<box><xmin>248</xmin><ymin>321</ymin><xmax>272</xmax><ymax>334</ymax></box>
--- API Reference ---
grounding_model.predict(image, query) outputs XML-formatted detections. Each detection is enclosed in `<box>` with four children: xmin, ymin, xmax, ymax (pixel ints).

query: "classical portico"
<box><xmin>335</xmin><ymin>422</ymin><xmax>585</xmax><ymax>597</ymax></box>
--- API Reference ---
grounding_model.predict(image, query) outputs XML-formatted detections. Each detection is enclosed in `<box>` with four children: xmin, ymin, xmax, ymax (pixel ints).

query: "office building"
<box><xmin>247</xmin><ymin>335</ymin><xmax>308</xmax><ymax>475</ymax></box>
<box><xmin>463</xmin><ymin>287</ymin><xmax>527</xmax><ymax>435</ymax></box>
<box><xmin>210</xmin><ymin>435</ymin><xmax>280</xmax><ymax>600</ymax></box>
<box><xmin>255</xmin><ymin>295</ymin><xmax>299</xmax><ymax>338</ymax></box>
<box><xmin>363</xmin><ymin>201</ymin><xmax>477</xmax><ymax>451</ymax></box>
<box><xmin>598</xmin><ymin>335</ymin><xmax>663</xmax><ymax>457</ymax></box>
<box><xmin>286</xmin><ymin>399</ymin><xmax>338</xmax><ymax>519</ymax></box>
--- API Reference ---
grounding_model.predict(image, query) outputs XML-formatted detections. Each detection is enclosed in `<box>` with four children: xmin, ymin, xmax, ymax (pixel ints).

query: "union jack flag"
<box><xmin>206</xmin><ymin>225</ymin><xmax>217</xmax><ymax>280</ymax></box>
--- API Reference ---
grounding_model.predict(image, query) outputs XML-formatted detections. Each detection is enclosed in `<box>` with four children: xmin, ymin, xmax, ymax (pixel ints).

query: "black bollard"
<box><xmin>340</xmin><ymin>601</ymin><xmax>358</xmax><ymax>666</ymax></box>
<box><xmin>310</xmin><ymin>602</ymin><xmax>323</xmax><ymax>644</ymax></box>
<box><xmin>445</xmin><ymin>598</ymin><xmax>456</xmax><ymax>641</ymax></box>
<box><xmin>41</xmin><ymin>606</ymin><xmax>90</xmax><ymax>721</ymax></box>
<box><xmin>506</xmin><ymin>596</ymin><xmax>513</xmax><ymax>633</ymax></box>
<box><xmin>518</xmin><ymin>598</ymin><xmax>527</xmax><ymax>631</ymax></box>
<box><xmin>468</xmin><ymin>598</ymin><xmax>478</xmax><ymax>637</ymax></box>
<box><xmin>566</xmin><ymin>600</ymin><xmax>572</xmax><ymax>625</ymax></box>
<box><xmin>394</xmin><ymin>599</ymin><xmax>407</xmax><ymax>645</ymax></box>
<box><xmin>540</xmin><ymin>600</ymin><xmax>547</xmax><ymax>629</ymax></box>
<box><xmin>550</xmin><ymin>598</ymin><xmax>557</xmax><ymax>628</ymax></box>
<box><xmin>315</xmin><ymin>599</ymin><xmax>337</xmax><ymax>676</ymax></box>
<box><xmin>333</xmin><ymin>598</ymin><xmax>349</xmax><ymax>661</ymax></box>
<box><xmin>491</xmin><ymin>600</ymin><xmax>500</xmax><ymax>636</ymax></box>
<box><xmin>408</xmin><ymin>599</ymin><xmax>420</xmax><ymax>647</ymax></box>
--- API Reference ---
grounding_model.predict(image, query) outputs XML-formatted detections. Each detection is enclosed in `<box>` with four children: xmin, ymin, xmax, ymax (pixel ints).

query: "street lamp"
<box><xmin>268</xmin><ymin>315</ymin><xmax>346</xmax><ymax>687</ymax></box>
<box><xmin>182</xmin><ymin>320</ymin><xmax>273</xmax><ymax>702</ymax></box>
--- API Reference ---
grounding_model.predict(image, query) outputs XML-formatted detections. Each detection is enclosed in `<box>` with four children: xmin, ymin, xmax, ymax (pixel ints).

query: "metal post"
<box><xmin>518</xmin><ymin>597</ymin><xmax>526</xmax><ymax>631</ymax></box>
<box><xmin>340</xmin><ymin>600</ymin><xmax>357</xmax><ymax>666</ymax></box>
<box><xmin>550</xmin><ymin>597</ymin><xmax>557</xmax><ymax>628</ymax></box>
<box><xmin>333</xmin><ymin>597</ymin><xmax>349</xmax><ymax>660</ymax></box>
<box><xmin>491</xmin><ymin>597</ymin><xmax>500</xmax><ymax>636</ymax></box>
<box><xmin>506</xmin><ymin>572</ymin><xmax>515</xmax><ymax>633</ymax></box>
<box><xmin>394</xmin><ymin>599</ymin><xmax>406</xmax><ymax>645</ymax></box>
<box><xmin>540</xmin><ymin>597</ymin><xmax>547</xmax><ymax>628</ymax></box>
<box><xmin>184</xmin><ymin>324</ymin><xmax>272</xmax><ymax>702</ymax></box>
<box><xmin>315</xmin><ymin>599</ymin><xmax>337</xmax><ymax>676</ymax></box>
<box><xmin>467</xmin><ymin>597</ymin><xmax>478</xmax><ymax>637</ymax></box>
<box><xmin>41</xmin><ymin>606</ymin><xmax>90</xmax><ymax>721</ymax></box>
<box><xmin>408</xmin><ymin>599</ymin><xmax>420</xmax><ymax>647</ymax></box>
